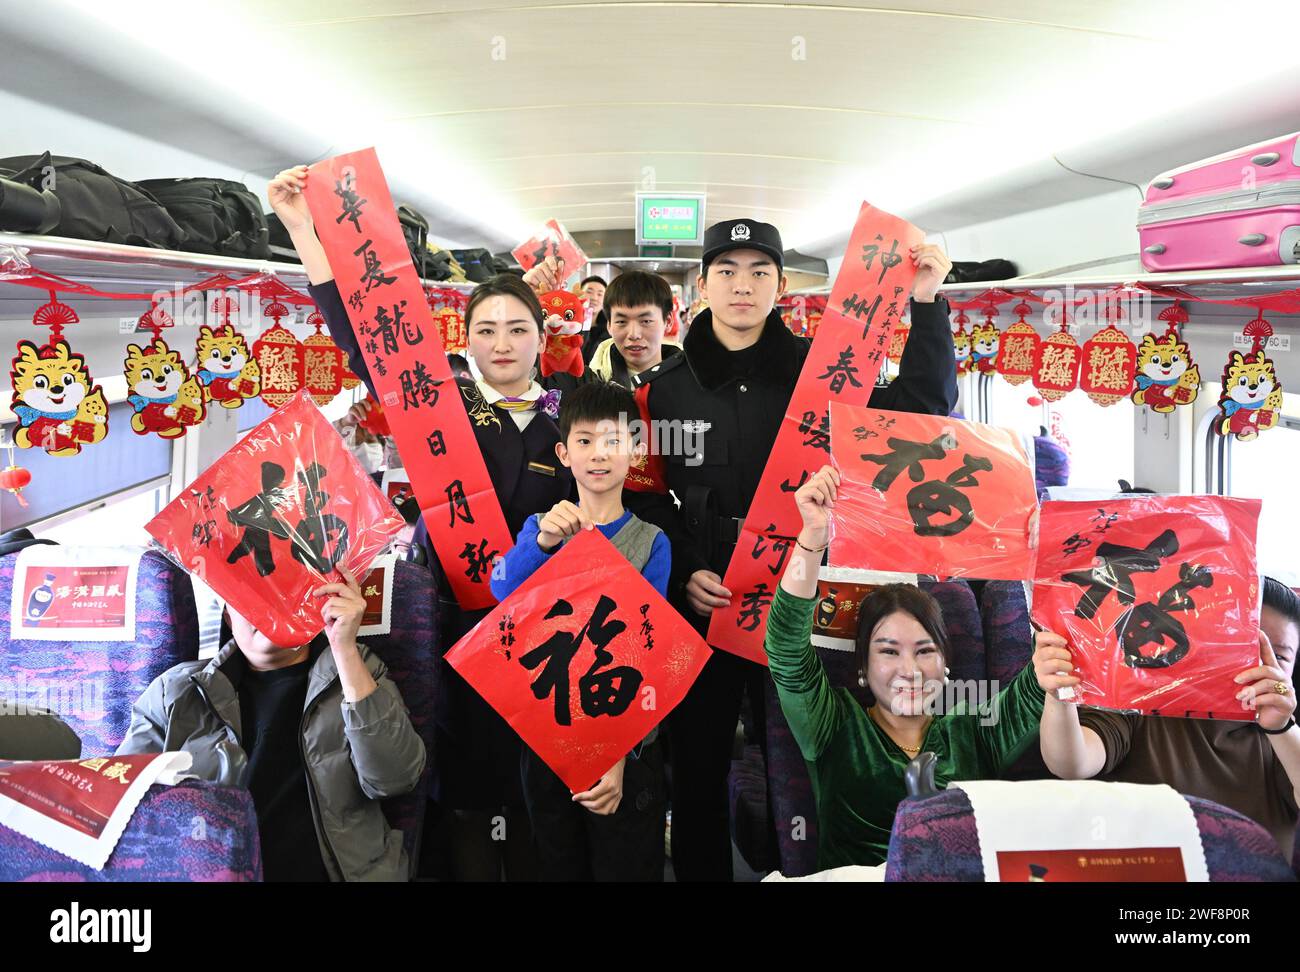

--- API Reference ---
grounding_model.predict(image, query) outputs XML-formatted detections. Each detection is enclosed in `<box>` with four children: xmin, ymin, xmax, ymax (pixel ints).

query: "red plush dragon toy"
<box><xmin>539</xmin><ymin>290</ymin><xmax>587</xmax><ymax>378</ymax></box>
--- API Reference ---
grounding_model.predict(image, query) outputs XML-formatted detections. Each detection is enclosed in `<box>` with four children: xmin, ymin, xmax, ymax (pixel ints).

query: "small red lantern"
<box><xmin>997</xmin><ymin>302</ymin><xmax>1039</xmax><ymax>386</ymax></box>
<box><xmin>301</xmin><ymin>309</ymin><xmax>345</xmax><ymax>406</ymax></box>
<box><xmin>1080</xmin><ymin>304</ymin><xmax>1137</xmax><ymax>407</ymax></box>
<box><xmin>0</xmin><ymin>462</ymin><xmax>32</xmax><ymax>507</ymax></box>
<box><xmin>252</xmin><ymin>300</ymin><xmax>304</xmax><ymax>408</ymax></box>
<box><xmin>1033</xmin><ymin>311</ymin><xmax>1081</xmax><ymax>402</ymax></box>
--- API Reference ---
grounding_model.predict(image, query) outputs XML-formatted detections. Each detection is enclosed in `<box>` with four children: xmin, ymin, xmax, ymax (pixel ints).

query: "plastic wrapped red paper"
<box><xmin>445</xmin><ymin>529</ymin><xmax>711</xmax><ymax>792</ymax></box>
<box><xmin>829</xmin><ymin>403</ymin><xmax>1038</xmax><ymax>580</ymax></box>
<box><xmin>512</xmin><ymin>219</ymin><xmax>589</xmax><ymax>278</ymax></box>
<box><xmin>146</xmin><ymin>389</ymin><xmax>404</xmax><ymax>646</ymax></box>
<box><xmin>1032</xmin><ymin>496</ymin><xmax>1262</xmax><ymax>719</ymax></box>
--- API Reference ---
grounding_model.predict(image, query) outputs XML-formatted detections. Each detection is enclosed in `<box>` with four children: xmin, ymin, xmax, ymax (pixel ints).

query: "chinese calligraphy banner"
<box><xmin>303</xmin><ymin>149</ymin><xmax>513</xmax><ymax>609</ymax></box>
<box><xmin>0</xmin><ymin>751</ymin><xmax>191</xmax><ymax>869</ymax></box>
<box><xmin>1031</xmin><ymin>496</ymin><xmax>1262</xmax><ymax>719</ymax></box>
<box><xmin>446</xmin><ymin>529</ymin><xmax>711</xmax><ymax>792</ymax></box>
<box><xmin>146</xmin><ymin>389</ymin><xmax>404</xmax><ymax>647</ymax></box>
<box><xmin>707</xmin><ymin>203</ymin><xmax>924</xmax><ymax>665</ymax></box>
<box><xmin>829</xmin><ymin>404</ymin><xmax>1037</xmax><ymax>580</ymax></box>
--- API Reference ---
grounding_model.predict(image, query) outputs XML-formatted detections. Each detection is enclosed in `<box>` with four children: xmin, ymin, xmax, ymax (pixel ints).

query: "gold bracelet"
<box><xmin>796</xmin><ymin>536</ymin><xmax>829</xmax><ymax>553</ymax></box>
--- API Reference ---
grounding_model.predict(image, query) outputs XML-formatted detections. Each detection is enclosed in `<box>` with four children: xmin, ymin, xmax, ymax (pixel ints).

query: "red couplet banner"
<box><xmin>445</xmin><ymin>529</ymin><xmax>711</xmax><ymax>792</ymax></box>
<box><xmin>146</xmin><ymin>389</ymin><xmax>403</xmax><ymax>646</ymax></box>
<box><xmin>828</xmin><ymin>404</ymin><xmax>1037</xmax><ymax>580</ymax></box>
<box><xmin>303</xmin><ymin>148</ymin><xmax>512</xmax><ymax>609</ymax></box>
<box><xmin>1032</xmin><ymin>496</ymin><xmax>1263</xmax><ymax>719</ymax></box>
<box><xmin>707</xmin><ymin>203</ymin><xmax>924</xmax><ymax>665</ymax></box>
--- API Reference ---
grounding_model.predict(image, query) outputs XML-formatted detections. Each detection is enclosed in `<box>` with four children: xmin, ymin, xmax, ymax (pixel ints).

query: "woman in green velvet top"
<box><xmin>766</xmin><ymin>465</ymin><xmax>1079</xmax><ymax>870</ymax></box>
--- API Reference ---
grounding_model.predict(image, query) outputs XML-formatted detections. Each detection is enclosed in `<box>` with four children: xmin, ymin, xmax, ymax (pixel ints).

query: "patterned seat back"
<box><xmin>0</xmin><ymin>780</ymin><xmax>260</xmax><ymax>881</ymax></box>
<box><xmin>0</xmin><ymin>548</ymin><xmax>199</xmax><ymax>756</ymax></box>
<box><xmin>884</xmin><ymin>788</ymin><xmax>1297</xmax><ymax>882</ymax></box>
<box><xmin>979</xmin><ymin>580</ymin><xmax>1049</xmax><ymax>780</ymax></box>
<box><xmin>920</xmin><ymin>579</ymin><xmax>985</xmax><ymax>683</ymax></box>
<box><xmin>356</xmin><ymin>559</ymin><xmax>438</xmax><ymax>877</ymax></box>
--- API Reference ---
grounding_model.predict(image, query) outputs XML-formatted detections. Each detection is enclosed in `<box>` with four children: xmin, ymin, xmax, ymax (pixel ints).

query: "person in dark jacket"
<box><xmin>269</xmin><ymin>165</ymin><xmax>575</xmax><ymax>881</ymax></box>
<box><xmin>628</xmin><ymin>217</ymin><xmax>957</xmax><ymax>881</ymax></box>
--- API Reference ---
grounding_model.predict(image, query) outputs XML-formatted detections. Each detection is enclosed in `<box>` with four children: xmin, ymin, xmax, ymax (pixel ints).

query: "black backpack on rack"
<box><xmin>0</xmin><ymin>152</ymin><xmax>187</xmax><ymax>249</ymax></box>
<box><xmin>452</xmin><ymin>247</ymin><xmax>495</xmax><ymax>283</ymax></box>
<box><xmin>397</xmin><ymin>204</ymin><xmax>429</xmax><ymax>279</ymax></box>
<box><xmin>137</xmin><ymin>177</ymin><xmax>269</xmax><ymax>260</ymax></box>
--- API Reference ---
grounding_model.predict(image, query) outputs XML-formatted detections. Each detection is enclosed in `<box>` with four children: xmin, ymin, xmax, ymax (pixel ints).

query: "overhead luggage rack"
<box><xmin>938</xmin><ymin>262</ymin><xmax>1300</xmax><ymax>303</ymax></box>
<box><xmin>0</xmin><ymin>232</ymin><xmax>476</xmax><ymax>307</ymax></box>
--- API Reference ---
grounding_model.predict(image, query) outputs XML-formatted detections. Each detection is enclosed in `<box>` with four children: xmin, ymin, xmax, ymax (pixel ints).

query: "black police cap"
<box><xmin>701</xmin><ymin>218</ymin><xmax>784</xmax><ymax>273</ymax></box>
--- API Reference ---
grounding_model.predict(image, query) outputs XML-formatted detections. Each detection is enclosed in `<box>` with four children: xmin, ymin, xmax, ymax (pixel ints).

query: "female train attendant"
<box><xmin>268</xmin><ymin>166</ymin><xmax>575</xmax><ymax>881</ymax></box>
<box><xmin>764</xmin><ymin>465</ymin><xmax>1078</xmax><ymax>870</ymax></box>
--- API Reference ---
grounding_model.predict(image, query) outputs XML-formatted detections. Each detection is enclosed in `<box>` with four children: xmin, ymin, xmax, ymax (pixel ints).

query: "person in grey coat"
<box><xmin>117</xmin><ymin>566</ymin><xmax>425</xmax><ymax>882</ymax></box>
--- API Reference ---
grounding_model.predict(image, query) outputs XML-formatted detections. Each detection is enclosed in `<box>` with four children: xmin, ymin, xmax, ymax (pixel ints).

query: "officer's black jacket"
<box><xmin>628</xmin><ymin>297</ymin><xmax>956</xmax><ymax>599</ymax></box>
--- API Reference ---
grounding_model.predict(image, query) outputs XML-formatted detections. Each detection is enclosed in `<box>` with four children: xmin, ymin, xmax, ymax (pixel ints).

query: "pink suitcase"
<box><xmin>1138</xmin><ymin>132</ymin><xmax>1300</xmax><ymax>272</ymax></box>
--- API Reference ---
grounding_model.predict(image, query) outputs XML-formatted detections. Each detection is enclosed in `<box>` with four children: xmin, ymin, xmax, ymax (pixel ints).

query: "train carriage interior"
<box><xmin>1</xmin><ymin>0</ymin><xmax>1300</xmax><ymax>917</ymax></box>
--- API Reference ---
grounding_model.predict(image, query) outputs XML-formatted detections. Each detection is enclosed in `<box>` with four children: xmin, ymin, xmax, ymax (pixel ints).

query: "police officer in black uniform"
<box><xmin>629</xmin><ymin>218</ymin><xmax>957</xmax><ymax>881</ymax></box>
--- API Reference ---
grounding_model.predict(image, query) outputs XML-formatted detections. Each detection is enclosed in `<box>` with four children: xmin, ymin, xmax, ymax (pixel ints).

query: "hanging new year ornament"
<box><xmin>124</xmin><ymin>304</ymin><xmax>206</xmax><ymax>438</ymax></box>
<box><xmin>253</xmin><ymin>300</ymin><xmax>305</xmax><ymax>407</ymax></box>
<box><xmin>996</xmin><ymin>301</ymin><xmax>1039</xmax><ymax>386</ymax></box>
<box><xmin>1080</xmin><ymin>302</ymin><xmax>1137</xmax><ymax>407</ymax></box>
<box><xmin>302</xmin><ymin>309</ymin><xmax>345</xmax><ymax>406</ymax></box>
<box><xmin>952</xmin><ymin>309</ymin><xmax>972</xmax><ymax>375</ymax></box>
<box><xmin>1132</xmin><ymin>300</ymin><xmax>1199</xmax><ymax>413</ymax></box>
<box><xmin>1033</xmin><ymin>309</ymin><xmax>1081</xmax><ymax>402</ymax></box>
<box><xmin>9</xmin><ymin>293</ymin><xmax>108</xmax><ymax>456</ymax></box>
<box><xmin>970</xmin><ymin>304</ymin><xmax>1000</xmax><ymax>375</ymax></box>
<box><xmin>195</xmin><ymin>295</ymin><xmax>260</xmax><ymax>408</ymax></box>
<box><xmin>1216</xmin><ymin>310</ymin><xmax>1283</xmax><ymax>441</ymax></box>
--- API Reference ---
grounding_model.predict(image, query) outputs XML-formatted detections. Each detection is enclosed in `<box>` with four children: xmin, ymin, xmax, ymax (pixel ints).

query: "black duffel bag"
<box><xmin>137</xmin><ymin>177</ymin><xmax>269</xmax><ymax>260</ymax></box>
<box><xmin>0</xmin><ymin>152</ymin><xmax>186</xmax><ymax>249</ymax></box>
<box><xmin>452</xmin><ymin>247</ymin><xmax>495</xmax><ymax>283</ymax></box>
<box><xmin>397</xmin><ymin>204</ymin><xmax>429</xmax><ymax>279</ymax></box>
<box><xmin>265</xmin><ymin>211</ymin><xmax>301</xmax><ymax>263</ymax></box>
<box><xmin>944</xmin><ymin>258</ymin><xmax>1018</xmax><ymax>284</ymax></box>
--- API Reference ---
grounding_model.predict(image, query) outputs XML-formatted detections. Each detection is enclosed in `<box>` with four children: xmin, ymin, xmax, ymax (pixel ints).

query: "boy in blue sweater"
<box><xmin>491</xmin><ymin>380</ymin><xmax>670</xmax><ymax>881</ymax></box>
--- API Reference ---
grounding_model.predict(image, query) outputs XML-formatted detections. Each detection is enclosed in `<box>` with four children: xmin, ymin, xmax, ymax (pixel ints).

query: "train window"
<box><xmin>986</xmin><ymin>376</ymin><xmax>1134</xmax><ymax>491</ymax></box>
<box><xmin>1226</xmin><ymin>391</ymin><xmax>1300</xmax><ymax>583</ymax></box>
<box><xmin>33</xmin><ymin>482</ymin><xmax>166</xmax><ymax>546</ymax></box>
<box><xmin>0</xmin><ymin>402</ymin><xmax>173</xmax><ymax>533</ymax></box>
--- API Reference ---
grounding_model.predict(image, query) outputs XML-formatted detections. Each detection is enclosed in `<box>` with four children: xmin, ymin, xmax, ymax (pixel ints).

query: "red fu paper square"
<box><xmin>445</xmin><ymin>529</ymin><xmax>711</xmax><ymax>792</ymax></box>
<box><xmin>512</xmin><ymin>219</ymin><xmax>589</xmax><ymax>278</ymax></box>
<box><xmin>829</xmin><ymin>404</ymin><xmax>1037</xmax><ymax>580</ymax></box>
<box><xmin>145</xmin><ymin>389</ymin><xmax>404</xmax><ymax>647</ymax></box>
<box><xmin>1032</xmin><ymin>496</ymin><xmax>1262</xmax><ymax>719</ymax></box>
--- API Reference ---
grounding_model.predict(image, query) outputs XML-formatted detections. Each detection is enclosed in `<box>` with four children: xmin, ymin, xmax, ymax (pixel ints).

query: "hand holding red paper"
<box><xmin>146</xmin><ymin>389</ymin><xmax>404</xmax><ymax>647</ymax></box>
<box><xmin>828</xmin><ymin>404</ymin><xmax>1038</xmax><ymax>580</ymax></box>
<box><xmin>446</xmin><ymin>529</ymin><xmax>711</xmax><ymax>792</ymax></box>
<box><xmin>1031</xmin><ymin>495</ymin><xmax>1262</xmax><ymax>719</ymax></box>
